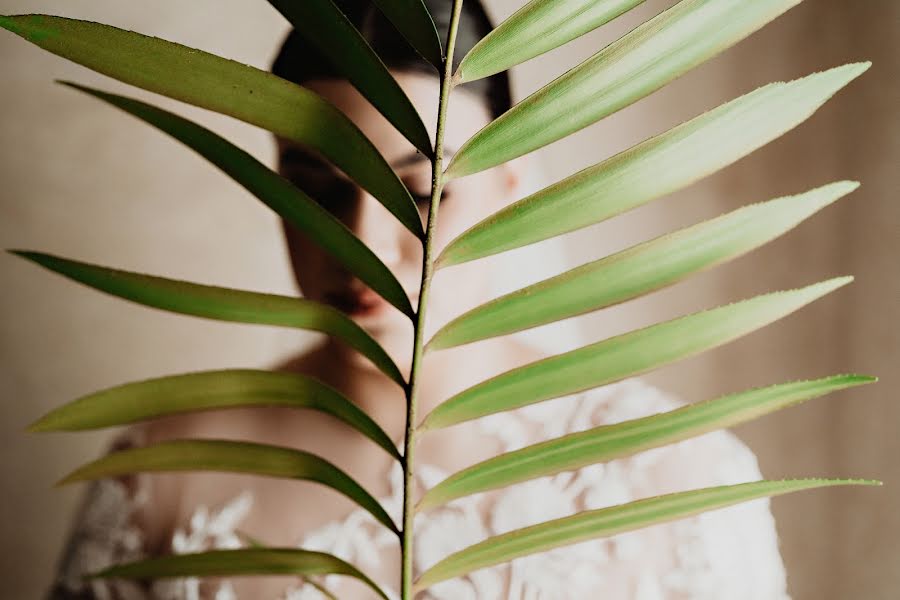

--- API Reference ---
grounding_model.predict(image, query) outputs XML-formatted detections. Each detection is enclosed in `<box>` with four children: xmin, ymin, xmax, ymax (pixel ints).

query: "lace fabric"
<box><xmin>48</xmin><ymin>379</ymin><xmax>790</xmax><ymax>599</ymax></box>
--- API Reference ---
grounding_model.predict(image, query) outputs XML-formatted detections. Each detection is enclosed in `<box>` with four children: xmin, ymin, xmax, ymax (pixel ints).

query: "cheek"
<box><xmin>283</xmin><ymin>223</ymin><xmax>334</xmax><ymax>296</ymax></box>
<box><xmin>427</xmin><ymin>170</ymin><xmax>511</xmax><ymax>326</ymax></box>
<box><xmin>428</xmin><ymin>256</ymin><xmax>496</xmax><ymax>338</ymax></box>
<box><xmin>432</xmin><ymin>170</ymin><xmax>510</xmax><ymax>256</ymax></box>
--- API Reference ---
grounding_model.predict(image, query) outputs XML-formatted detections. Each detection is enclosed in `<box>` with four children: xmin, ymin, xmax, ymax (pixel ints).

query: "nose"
<box><xmin>346</xmin><ymin>191</ymin><xmax>405</xmax><ymax>269</ymax></box>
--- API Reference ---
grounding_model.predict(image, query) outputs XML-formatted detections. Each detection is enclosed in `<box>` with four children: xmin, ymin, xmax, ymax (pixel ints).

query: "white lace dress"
<box><xmin>48</xmin><ymin>379</ymin><xmax>790</xmax><ymax>599</ymax></box>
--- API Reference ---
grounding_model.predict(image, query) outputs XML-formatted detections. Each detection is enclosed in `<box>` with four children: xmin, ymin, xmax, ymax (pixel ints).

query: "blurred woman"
<box><xmin>48</xmin><ymin>1</ymin><xmax>789</xmax><ymax>598</ymax></box>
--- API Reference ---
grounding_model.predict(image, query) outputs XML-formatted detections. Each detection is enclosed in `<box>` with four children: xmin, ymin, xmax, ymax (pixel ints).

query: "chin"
<box><xmin>358</xmin><ymin>312</ymin><xmax>414</xmax><ymax>366</ymax></box>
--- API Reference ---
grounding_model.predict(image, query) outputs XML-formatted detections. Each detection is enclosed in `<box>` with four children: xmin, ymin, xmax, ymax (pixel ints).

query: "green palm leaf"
<box><xmin>457</xmin><ymin>0</ymin><xmax>644</xmax><ymax>83</ymax></box>
<box><xmin>373</xmin><ymin>0</ymin><xmax>443</xmax><ymax>67</ymax></box>
<box><xmin>421</xmin><ymin>278</ymin><xmax>850</xmax><ymax>430</ymax></box>
<box><xmin>414</xmin><ymin>478</ymin><xmax>880</xmax><ymax>589</ymax></box>
<box><xmin>438</xmin><ymin>63</ymin><xmax>869</xmax><ymax>267</ymax></box>
<box><xmin>89</xmin><ymin>549</ymin><xmax>388</xmax><ymax>600</ymax></box>
<box><xmin>61</xmin><ymin>82</ymin><xmax>415</xmax><ymax>313</ymax></box>
<box><xmin>267</xmin><ymin>0</ymin><xmax>432</xmax><ymax>155</ymax></box>
<box><xmin>418</xmin><ymin>375</ymin><xmax>874</xmax><ymax>509</ymax></box>
<box><xmin>10</xmin><ymin>251</ymin><xmax>404</xmax><ymax>386</ymax></box>
<box><xmin>0</xmin><ymin>14</ymin><xmax>422</xmax><ymax>238</ymax></box>
<box><xmin>90</xmin><ymin>548</ymin><xmax>388</xmax><ymax>600</ymax></box>
<box><xmin>60</xmin><ymin>439</ymin><xmax>399</xmax><ymax>536</ymax></box>
<box><xmin>429</xmin><ymin>181</ymin><xmax>857</xmax><ymax>350</ymax></box>
<box><xmin>28</xmin><ymin>369</ymin><xmax>400</xmax><ymax>461</ymax></box>
<box><xmin>446</xmin><ymin>0</ymin><xmax>804</xmax><ymax>179</ymax></box>
<box><xmin>1</xmin><ymin>2</ymin><xmax>878</xmax><ymax>598</ymax></box>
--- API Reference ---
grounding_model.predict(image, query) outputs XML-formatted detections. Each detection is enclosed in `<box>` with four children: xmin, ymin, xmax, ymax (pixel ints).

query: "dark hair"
<box><xmin>270</xmin><ymin>0</ymin><xmax>512</xmax><ymax>119</ymax></box>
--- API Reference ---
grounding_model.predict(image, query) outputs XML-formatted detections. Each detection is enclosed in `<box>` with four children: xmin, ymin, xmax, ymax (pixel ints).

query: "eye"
<box><xmin>283</xmin><ymin>169</ymin><xmax>358</xmax><ymax>213</ymax></box>
<box><xmin>313</xmin><ymin>179</ymin><xmax>359</xmax><ymax>215</ymax></box>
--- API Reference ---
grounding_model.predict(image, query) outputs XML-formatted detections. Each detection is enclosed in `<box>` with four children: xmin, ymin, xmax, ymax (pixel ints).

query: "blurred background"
<box><xmin>1</xmin><ymin>0</ymin><xmax>897</xmax><ymax>598</ymax></box>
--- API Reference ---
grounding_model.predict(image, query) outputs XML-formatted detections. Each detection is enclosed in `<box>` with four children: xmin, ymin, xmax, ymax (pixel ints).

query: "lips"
<box><xmin>325</xmin><ymin>286</ymin><xmax>420</xmax><ymax>318</ymax></box>
<box><xmin>326</xmin><ymin>287</ymin><xmax>388</xmax><ymax>317</ymax></box>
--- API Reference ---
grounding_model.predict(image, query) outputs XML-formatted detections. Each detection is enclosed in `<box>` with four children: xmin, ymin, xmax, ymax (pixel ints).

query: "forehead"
<box><xmin>300</xmin><ymin>71</ymin><xmax>493</xmax><ymax>163</ymax></box>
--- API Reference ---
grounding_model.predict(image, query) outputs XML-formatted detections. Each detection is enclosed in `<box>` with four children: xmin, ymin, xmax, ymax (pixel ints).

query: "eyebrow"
<box><xmin>279</xmin><ymin>145</ymin><xmax>457</xmax><ymax>172</ymax></box>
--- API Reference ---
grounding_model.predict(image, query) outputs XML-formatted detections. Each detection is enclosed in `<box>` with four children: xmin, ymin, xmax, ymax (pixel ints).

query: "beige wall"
<box><xmin>1</xmin><ymin>1</ymin><xmax>897</xmax><ymax>598</ymax></box>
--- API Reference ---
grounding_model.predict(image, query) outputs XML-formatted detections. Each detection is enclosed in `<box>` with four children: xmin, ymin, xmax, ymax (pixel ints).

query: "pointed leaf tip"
<box><xmin>15</xmin><ymin>251</ymin><xmax>405</xmax><ymax>385</ymax></box>
<box><xmin>429</xmin><ymin>181</ymin><xmax>860</xmax><ymax>350</ymax></box>
<box><xmin>266</xmin><ymin>0</ymin><xmax>432</xmax><ymax>155</ymax></box>
<box><xmin>86</xmin><ymin>548</ymin><xmax>391</xmax><ymax>600</ymax></box>
<box><xmin>440</xmin><ymin>65</ymin><xmax>871</xmax><ymax>267</ymax></box>
<box><xmin>423</xmin><ymin>277</ymin><xmax>856</xmax><ymax>430</ymax></box>
<box><xmin>817</xmin><ymin>275</ymin><xmax>854</xmax><ymax>292</ymax></box>
<box><xmin>9</xmin><ymin>249</ymin><xmax>55</xmax><ymax>269</ymax></box>
<box><xmin>371</xmin><ymin>0</ymin><xmax>443</xmax><ymax>67</ymax></box>
<box><xmin>816</xmin><ymin>61</ymin><xmax>871</xmax><ymax>90</ymax></box>
<box><xmin>0</xmin><ymin>14</ymin><xmax>29</xmax><ymax>37</ymax></box>
<box><xmin>3</xmin><ymin>14</ymin><xmax>424</xmax><ymax>240</ymax></box>
<box><xmin>55</xmin><ymin>82</ymin><xmax>416</xmax><ymax>316</ymax></box>
<box><xmin>26</xmin><ymin>418</ymin><xmax>49</xmax><ymax>433</ymax></box>
<box><xmin>446</xmin><ymin>0</ymin><xmax>815</xmax><ymax>180</ymax></box>
<box><xmin>834</xmin><ymin>374</ymin><xmax>878</xmax><ymax>385</ymax></box>
<box><xmin>415</xmin><ymin>478</ymin><xmax>878</xmax><ymax>589</ymax></box>
<box><xmin>849</xmin><ymin>60</ymin><xmax>873</xmax><ymax>75</ymax></box>
<box><xmin>457</xmin><ymin>0</ymin><xmax>646</xmax><ymax>83</ymax></box>
<box><xmin>57</xmin><ymin>440</ymin><xmax>400</xmax><ymax>534</ymax></box>
<box><xmin>27</xmin><ymin>369</ymin><xmax>402</xmax><ymax>461</ymax></box>
<box><xmin>828</xmin><ymin>180</ymin><xmax>860</xmax><ymax>195</ymax></box>
<box><xmin>418</xmin><ymin>373</ymin><xmax>878</xmax><ymax>509</ymax></box>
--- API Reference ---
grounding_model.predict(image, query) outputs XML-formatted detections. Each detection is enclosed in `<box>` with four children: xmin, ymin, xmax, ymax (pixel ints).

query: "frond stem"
<box><xmin>400</xmin><ymin>1</ymin><xmax>465</xmax><ymax>597</ymax></box>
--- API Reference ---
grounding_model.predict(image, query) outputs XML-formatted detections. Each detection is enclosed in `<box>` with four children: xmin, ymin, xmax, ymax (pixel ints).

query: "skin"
<box><xmin>131</xmin><ymin>71</ymin><xmax>547</xmax><ymax>597</ymax></box>
<box><xmin>275</xmin><ymin>71</ymin><xmax>538</xmax><ymax>432</ymax></box>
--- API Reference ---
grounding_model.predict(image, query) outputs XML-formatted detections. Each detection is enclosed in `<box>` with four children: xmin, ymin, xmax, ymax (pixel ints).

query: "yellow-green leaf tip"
<box><xmin>774</xmin><ymin>276</ymin><xmax>853</xmax><ymax>309</ymax></box>
<box><xmin>55</xmin><ymin>473</ymin><xmax>82</xmax><ymax>487</ymax></box>
<box><xmin>816</xmin><ymin>477</ymin><xmax>881</xmax><ymax>487</ymax></box>
<box><xmin>25</xmin><ymin>416</ymin><xmax>53</xmax><ymax>433</ymax></box>
<box><xmin>0</xmin><ymin>15</ymin><xmax>54</xmax><ymax>43</ymax></box>
<box><xmin>55</xmin><ymin>465</ymin><xmax>99</xmax><ymax>487</ymax></box>
<box><xmin>842</xmin><ymin>374</ymin><xmax>878</xmax><ymax>385</ymax></box>
<box><xmin>852</xmin><ymin>479</ymin><xmax>882</xmax><ymax>487</ymax></box>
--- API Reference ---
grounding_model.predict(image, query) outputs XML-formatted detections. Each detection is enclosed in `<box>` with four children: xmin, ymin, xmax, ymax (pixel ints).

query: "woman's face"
<box><xmin>277</xmin><ymin>70</ymin><xmax>522</xmax><ymax>372</ymax></box>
